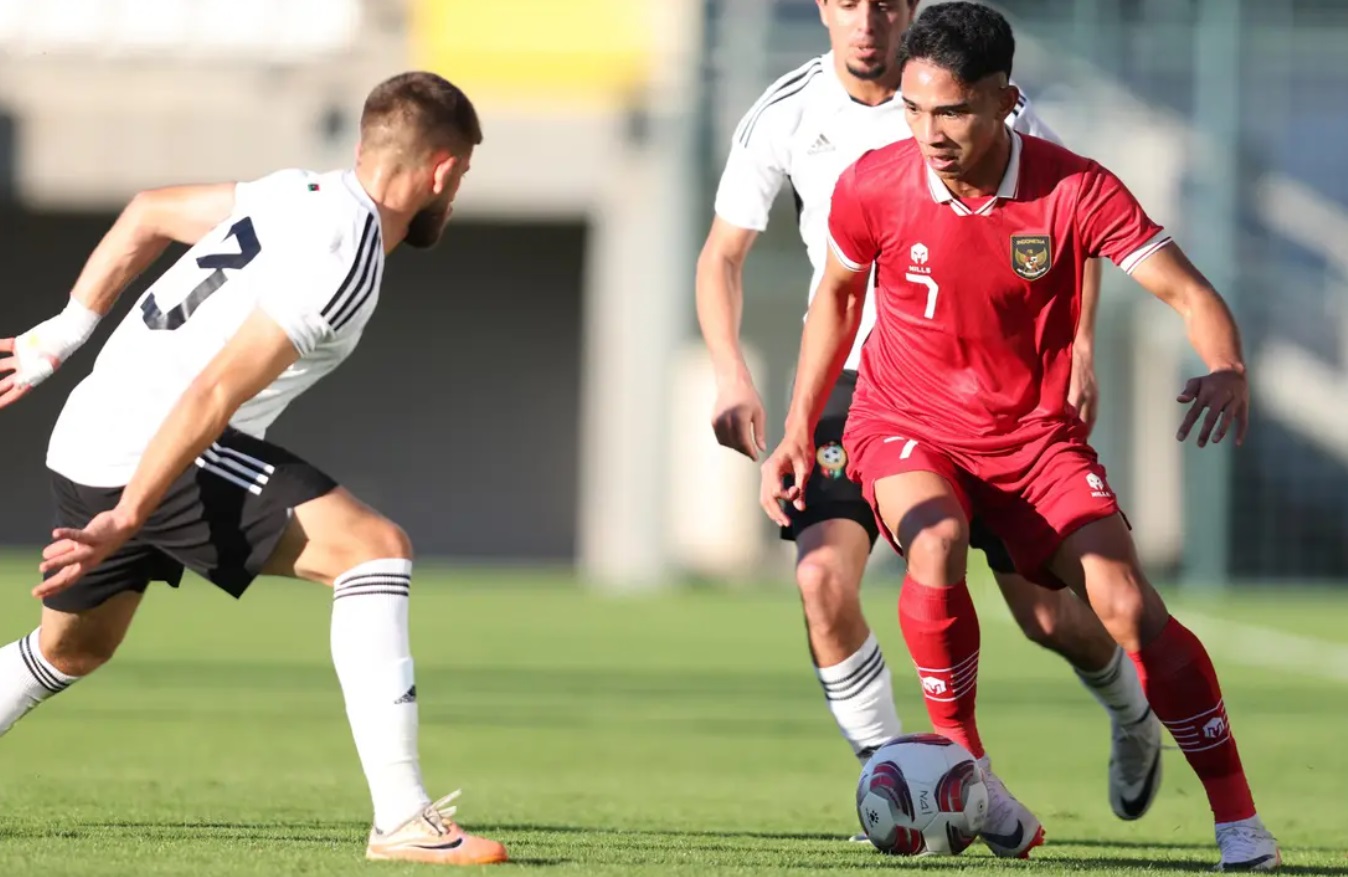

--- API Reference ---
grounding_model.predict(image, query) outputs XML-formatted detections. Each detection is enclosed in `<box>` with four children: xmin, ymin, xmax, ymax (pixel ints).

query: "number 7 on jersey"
<box><xmin>905</xmin><ymin>272</ymin><xmax>940</xmax><ymax>319</ymax></box>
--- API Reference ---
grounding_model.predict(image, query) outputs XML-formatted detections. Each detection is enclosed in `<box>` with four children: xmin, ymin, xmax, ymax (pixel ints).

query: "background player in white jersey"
<box><xmin>0</xmin><ymin>72</ymin><xmax>507</xmax><ymax>867</ymax></box>
<box><xmin>695</xmin><ymin>0</ymin><xmax>1163</xmax><ymax>836</ymax></box>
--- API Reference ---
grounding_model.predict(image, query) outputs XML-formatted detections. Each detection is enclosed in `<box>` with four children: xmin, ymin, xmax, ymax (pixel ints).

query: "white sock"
<box><xmin>0</xmin><ymin>629</ymin><xmax>80</xmax><ymax>736</ymax></box>
<box><xmin>816</xmin><ymin>632</ymin><xmax>903</xmax><ymax>760</ymax></box>
<box><xmin>331</xmin><ymin>558</ymin><xmax>431</xmax><ymax>832</ymax></box>
<box><xmin>1075</xmin><ymin>645</ymin><xmax>1151</xmax><ymax>725</ymax></box>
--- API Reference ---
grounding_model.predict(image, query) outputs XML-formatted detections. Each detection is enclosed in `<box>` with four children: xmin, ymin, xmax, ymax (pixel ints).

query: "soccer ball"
<box><xmin>855</xmin><ymin>733</ymin><xmax>989</xmax><ymax>856</ymax></box>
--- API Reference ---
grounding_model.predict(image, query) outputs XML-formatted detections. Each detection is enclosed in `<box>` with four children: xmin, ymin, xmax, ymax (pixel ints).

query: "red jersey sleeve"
<box><xmin>1077</xmin><ymin>162</ymin><xmax>1173</xmax><ymax>275</ymax></box>
<box><xmin>826</xmin><ymin>161</ymin><xmax>879</xmax><ymax>273</ymax></box>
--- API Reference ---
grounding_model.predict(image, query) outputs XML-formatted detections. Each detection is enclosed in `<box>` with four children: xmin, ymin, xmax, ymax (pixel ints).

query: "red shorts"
<box><xmin>843</xmin><ymin>420</ymin><xmax>1122</xmax><ymax>589</ymax></box>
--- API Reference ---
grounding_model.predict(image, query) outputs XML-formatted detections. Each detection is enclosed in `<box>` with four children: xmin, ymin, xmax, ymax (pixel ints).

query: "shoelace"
<box><xmin>421</xmin><ymin>789</ymin><xmax>464</xmax><ymax>835</ymax></box>
<box><xmin>1216</xmin><ymin>822</ymin><xmax>1270</xmax><ymax>858</ymax></box>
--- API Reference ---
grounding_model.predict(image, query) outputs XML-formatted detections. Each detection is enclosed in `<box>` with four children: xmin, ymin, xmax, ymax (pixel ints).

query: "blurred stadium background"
<box><xmin>3</xmin><ymin>0</ymin><xmax>1345</xmax><ymax>592</ymax></box>
<box><xmin>1</xmin><ymin>2</ymin><xmax>1346</xmax><ymax>874</ymax></box>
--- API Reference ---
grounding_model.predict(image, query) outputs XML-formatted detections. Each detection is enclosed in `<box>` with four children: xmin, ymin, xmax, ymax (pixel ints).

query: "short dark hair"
<box><xmin>360</xmin><ymin>71</ymin><xmax>483</xmax><ymax>156</ymax></box>
<box><xmin>897</xmin><ymin>2</ymin><xmax>1015</xmax><ymax>85</ymax></box>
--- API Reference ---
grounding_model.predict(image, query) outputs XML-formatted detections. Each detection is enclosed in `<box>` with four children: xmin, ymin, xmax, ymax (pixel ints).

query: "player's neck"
<box><xmin>942</xmin><ymin>129</ymin><xmax>1012</xmax><ymax>200</ymax></box>
<box><xmin>831</xmin><ymin>56</ymin><xmax>899</xmax><ymax>107</ymax></box>
<box><xmin>354</xmin><ymin>165</ymin><xmax>412</xmax><ymax>252</ymax></box>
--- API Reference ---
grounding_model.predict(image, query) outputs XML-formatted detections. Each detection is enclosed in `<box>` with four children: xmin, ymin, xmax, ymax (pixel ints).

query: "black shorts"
<box><xmin>780</xmin><ymin>371</ymin><xmax>1015</xmax><ymax>575</ymax></box>
<box><xmin>43</xmin><ymin>427</ymin><xmax>338</xmax><ymax>613</ymax></box>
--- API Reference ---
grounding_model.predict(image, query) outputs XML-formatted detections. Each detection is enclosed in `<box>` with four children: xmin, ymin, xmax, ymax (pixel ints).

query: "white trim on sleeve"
<box><xmin>1119</xmin><ymin>230</ymin><xmax>1174</xmax><ymax>274</ymax></box>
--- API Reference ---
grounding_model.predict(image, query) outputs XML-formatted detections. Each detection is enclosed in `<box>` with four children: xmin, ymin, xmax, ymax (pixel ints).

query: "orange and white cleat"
<box><xmin>365</xmin><ymin>790</ymin><xmax>508</xmax><ymax>865</ymax></box>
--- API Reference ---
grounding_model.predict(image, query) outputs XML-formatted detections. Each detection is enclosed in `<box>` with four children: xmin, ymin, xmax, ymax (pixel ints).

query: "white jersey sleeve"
<box><xmin>1008</xmin><ymin>90</ymin><xmax>1063</xmax><ymax>146</ymax></box>
<box><xmin>711</xmin><ymin>68</ymin><xmax>812</xmax><ymax>231</ymax></box>
<box><xmin>234</xmin><ymin>169</ymin><xmax>382</xmax><ymax>357</ymax></box>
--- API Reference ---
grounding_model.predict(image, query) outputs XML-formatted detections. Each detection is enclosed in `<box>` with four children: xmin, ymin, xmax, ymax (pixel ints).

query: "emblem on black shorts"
<box><xmin>1011</xmin><ymin>234</ymin><xmax>1051</xmax><ymax>281</ymax></box>
<box><xmin>816</xmin><ymin>442</ymin><xmax>848</xmax><ymax>479</ymax></box>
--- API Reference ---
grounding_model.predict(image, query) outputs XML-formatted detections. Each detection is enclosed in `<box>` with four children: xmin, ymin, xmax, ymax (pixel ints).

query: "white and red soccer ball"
<box><xmin>855</xmin><ymin>733</ymin><xmax>989</xmax><ymax>856</ymax></box>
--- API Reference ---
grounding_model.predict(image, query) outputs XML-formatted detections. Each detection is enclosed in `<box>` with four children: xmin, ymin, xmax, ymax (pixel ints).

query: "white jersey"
<box><xmin>47</xmin><ymin>168</ymin><xmax>385</xmax><ymax>487</ymax></box>
<box><xmin>713</xmin><ymin>52</ymin><xmax>1062</xmax><ymax>371</ymax></box>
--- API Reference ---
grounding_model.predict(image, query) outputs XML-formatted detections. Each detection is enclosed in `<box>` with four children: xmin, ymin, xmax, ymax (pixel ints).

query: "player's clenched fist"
<box><xmin>1176</xmin><ymin>368</ymin><xmax>1249</xmax><ymax>448</ymax></box>
<box><xmin>759</xmin><ymin>429</ymin><xmax>815</xmax><ymax>527</ymax></box>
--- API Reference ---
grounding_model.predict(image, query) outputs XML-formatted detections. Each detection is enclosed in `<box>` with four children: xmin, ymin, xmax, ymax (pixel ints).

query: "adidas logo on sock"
<box><xmin>394</xmin><ymin>685</ymin><xmax>417</xmax><ymax>705</ymax></box>
<box><xmin>807</xmin><ymin>133</ymin><xmax>835</xmax><ymax>155</ymax></box>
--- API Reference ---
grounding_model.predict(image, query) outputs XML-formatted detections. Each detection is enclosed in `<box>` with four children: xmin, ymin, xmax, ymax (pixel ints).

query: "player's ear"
<box><xmin>816</xmin><ymin>0</ymin><xmax>828</xmax><ymax>27</ymax></box>
<box><xmin>995</xmin><ymin>81</ymin><xmax>1020</xmax><ymax>123</ymax></box>
<box><xmin>429</xmin><ymin>151</ymin><xmax>458</xmax><ymax>195</ymax></box>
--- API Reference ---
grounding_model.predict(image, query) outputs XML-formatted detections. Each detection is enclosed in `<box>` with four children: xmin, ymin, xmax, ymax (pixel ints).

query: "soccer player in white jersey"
<box><xmin>0</xmin><ymin>72</ymin><xmax>507</xmax><ymax>866</ymax></box>
<box><xmin>695</xmin><ymin>0</ymin><xmax>1163</xmax><ymax>851</ymax></box>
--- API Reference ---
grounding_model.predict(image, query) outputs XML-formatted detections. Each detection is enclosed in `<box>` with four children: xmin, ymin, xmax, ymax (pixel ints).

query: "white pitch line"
<box><xmin>1176</xmin><ymin>609</ymin><xmax>1348</xmax><ymax>685</ymax></box>
<box><xmin>974</xmin><ymin>586</ymin><xmax>1348</xmax><ymax>685</ymax></box>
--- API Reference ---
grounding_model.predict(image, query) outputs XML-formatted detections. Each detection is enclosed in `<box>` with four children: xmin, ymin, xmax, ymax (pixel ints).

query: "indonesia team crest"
<box><xmin>816</xmin><ymin>442</ymin><xmax>847</xmax><ymax>479</ymax></box>
<box><xmin>1011</xmin><ymin>234</ymin><xmax>1052</xmax><ymax>281</ymax></box>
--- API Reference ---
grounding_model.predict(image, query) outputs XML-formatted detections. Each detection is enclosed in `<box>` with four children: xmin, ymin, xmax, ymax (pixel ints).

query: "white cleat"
<box><xmin>1214</xmin><ymin>816</ymin><xmax>1281</xmax><ymax>871</ymax></box>
<box><xmin>977</xmin><ymin>758</ymin><xmax>1045</xmax><ymax>859</ymax></box>
<box><xmin>1110</xmin><ymin>707</ymin><xmax>1164</xmax><ymax>820</ymax></box>
<box><xmin>365</xmin><ymin>790</ymin><xmax>508</xmax><ymax>866</ymax></box>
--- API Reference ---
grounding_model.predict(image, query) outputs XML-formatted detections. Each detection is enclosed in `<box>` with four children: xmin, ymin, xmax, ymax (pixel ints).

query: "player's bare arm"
<box><xmin>1069</xmin><ymin>258</ymin><xmax>1103</xmax><ymax>433</ymax></box>
<box><xmin>760</xmin><ymin>250</ymin><xmax>869</xmax><ymax>526</ymax></box>
<box><xmin>1129</xmin><ymin>244</ymin><xmax>1248</xmax><ymax>448</ymax></box>
<box><xmin>35</xmin><ymin>309</ymin><xmax>300</xmax><ymax>598</ymax></box>
<box><xmin>0</xmin><ymin>183</ymin><xmax>237</xmax><ymax>409</ymax></box>
<box><xmin>695</xmin><ymin>217</ymin><xmax>767</xmax><ymax>459</ymax></box>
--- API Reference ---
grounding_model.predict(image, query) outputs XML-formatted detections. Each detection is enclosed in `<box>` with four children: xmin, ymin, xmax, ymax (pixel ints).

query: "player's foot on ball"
<box><xmin>977</xmin><ymin>758</ymin><xmax>1045</xmax><ymax>859</ymax></box>
<box><xmin>1109</xmin><ymin>706</ymin><xmax>1164</xmax><ymax>820</ymax></box>
<box><xmin>366</xmin><ymin>790</ymin><xmax>509</xmax><ymax>865</ymax></box>
<box><xmin>1214</xmin><ymin>816</ymin><xmax>1281</xmax><ymax>871</ymax></box>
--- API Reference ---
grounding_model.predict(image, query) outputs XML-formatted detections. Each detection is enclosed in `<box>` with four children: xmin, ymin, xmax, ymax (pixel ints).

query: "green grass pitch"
<box><xmin>0</xmin><ymin>556</ymin><xmax>1345</xmax><ymax>875</ymax></box>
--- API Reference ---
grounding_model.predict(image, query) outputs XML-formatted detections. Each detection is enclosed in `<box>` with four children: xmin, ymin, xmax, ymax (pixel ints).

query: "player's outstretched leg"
<box><xmin>872</xmin><ymin>472</ymin><xmax>1044</xmax><ymax>860</ymax></box>
<box><xmin>0</xmin><ymin>592</ymin><xmax>141</xmax><ymax>736</ymax></box>
<box><xmin>263</xmin><ymin>488</ymin><xmax>507</xmax><ymax>866</ymax></box>
<box><xmin>792</xmin><ymin>519</ymin><xmax>903</xmax><ymax>844</ymax></box>
<box><xmin>1049</xmin><ymin>516</ymin><xmax>1279</xmax><ymax>871</ymax></box>
<box><xmin>994</xmin><ymin>570</ymin><xmax>1162</xmax><ymax>821</ymax></box>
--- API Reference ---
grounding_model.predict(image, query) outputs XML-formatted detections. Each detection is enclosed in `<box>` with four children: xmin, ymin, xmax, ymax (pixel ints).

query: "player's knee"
<box><xmin>796</xmin><ymin>556</ymin><xmax>861</xmax><ymax>618</ymax></box>
<box><xmin>902</xmin><ymin>518</ymin><xmax>968</xmax><ymax>585</ymax></box>
<box><xmin>356</xmin><ymin>517</ymin><xmax>413</xmax><ymax>563</ymax></box>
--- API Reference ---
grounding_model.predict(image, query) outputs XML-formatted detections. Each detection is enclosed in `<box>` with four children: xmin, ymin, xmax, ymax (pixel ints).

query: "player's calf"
<box><xmin>0</xmin><ymin>592</ymin><xmax>141</xmax><ymax>736</ymax></box>
<box><xmin>262</xmin><ymin>490</ymin><xmax>450</xmax><ymax>839</ymax></box>
<box><xmin>795</xmin><ymin>520</ymin><xmax>903</xmax><ymax>762</ymax></box>
<box><xmin>872</xmin><ymin>473</ymin><xmax>985</xmax><ymax>759</ymax></box>
<box><xmin>1050</xmin><ymin>516</ymin><xmax>1267</xmax><ymax>836</ymax></box>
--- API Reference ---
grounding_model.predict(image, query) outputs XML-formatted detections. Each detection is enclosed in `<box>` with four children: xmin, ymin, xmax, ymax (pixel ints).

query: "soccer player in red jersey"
<box><xmin>760</xmin><ymin>2</ymin><xmax>1279</xmax><ymax>870</ymax></box>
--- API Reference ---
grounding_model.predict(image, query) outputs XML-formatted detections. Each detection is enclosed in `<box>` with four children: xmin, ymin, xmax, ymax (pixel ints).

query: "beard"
<box><xmin>404</xmin><ymin>202</ymin><xmax>452</xmax><ymax>249</ymax></box>
<box><xmin>846</xmin><ymin>60</ymin><xmax>887</xmax><ymax>81</ymax></box>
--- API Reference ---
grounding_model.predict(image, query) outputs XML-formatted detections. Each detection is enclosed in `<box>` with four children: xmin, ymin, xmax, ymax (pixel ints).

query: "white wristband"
<box><xmin>55</xmin><ymin>298</ymin><xmax>102</xmax><ymax>346</ymax></box>
<box><xmin>12</xmin><ymin>298</ymin><xmax>102</xmax><ymax>389</ymax></box>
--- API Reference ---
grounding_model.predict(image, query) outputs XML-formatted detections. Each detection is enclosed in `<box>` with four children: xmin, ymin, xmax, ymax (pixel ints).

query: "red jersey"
<box><xmin>827</xmin><ymin>132</ymin><xmax>1170</xmax><ymax>453</ymax></box>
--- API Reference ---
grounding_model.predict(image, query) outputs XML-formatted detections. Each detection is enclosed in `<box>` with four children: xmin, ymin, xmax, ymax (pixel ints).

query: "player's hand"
<box><xmin>1068</xmin><ymin>346</ymin><xmax>1100</xmax><ymax>436</ymax></box>
<box><xmin>1176</xmin><ymin>368</ymin><xmax>1249</xmax><ymax>448</ymax></box>
<box><xmin>711</xmin><ymin>375</ymin><xmax>767</xmax><ymax>460</ymax></box>
<box><xmin>0</xmin><ymin>336</ymin><xmax>54</xmax><ymax>411</ymax></box>
<box><xmin>34</xmin><ymin>508</ymin><xmax>141</xmax><ymax>599</ymax></box>
<box><xmin>759</xmin><ymin>428</ymin><xmax>814</xmax><ymax>527</ymax></box>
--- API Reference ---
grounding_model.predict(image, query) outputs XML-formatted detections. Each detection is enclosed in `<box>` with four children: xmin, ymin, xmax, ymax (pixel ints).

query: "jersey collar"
<box><xmin>924</xmin><ymin>130</ymin><xmax>1022</xmax><ymax>216</ymax></box>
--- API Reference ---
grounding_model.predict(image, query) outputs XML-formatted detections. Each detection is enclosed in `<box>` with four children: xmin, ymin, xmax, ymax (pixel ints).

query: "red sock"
<box><xmin>1128</xmin><ymin>617</ymin><xmax>1255</xmax><ymax>823</ymax></box>
<box><xmin>898</xmin><ymin>576</ymin><xmax>983</xmax><ymax>758</ymax></box>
